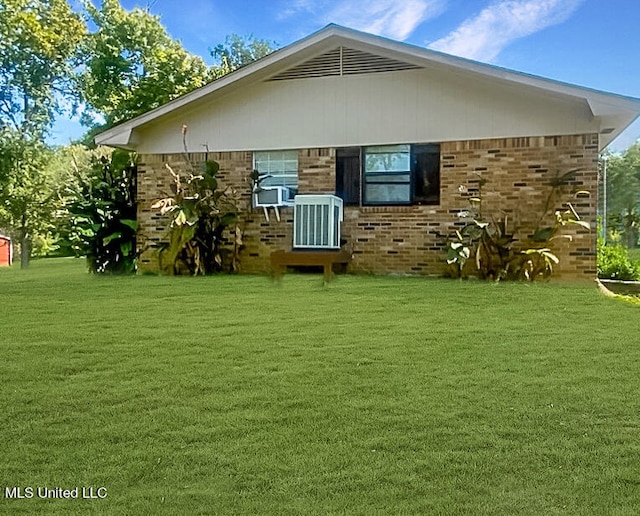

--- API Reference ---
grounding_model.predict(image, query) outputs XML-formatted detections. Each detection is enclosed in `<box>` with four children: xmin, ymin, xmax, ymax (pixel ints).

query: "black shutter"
<box><xmin>336</xmin><ymin>147</ymin><xmax>361</xmax><ymax>206</ymax></box>
<box><xmin>413</xmin><ymin>144</ymin><xmax>440</xmax><ymax>205</ymax></box>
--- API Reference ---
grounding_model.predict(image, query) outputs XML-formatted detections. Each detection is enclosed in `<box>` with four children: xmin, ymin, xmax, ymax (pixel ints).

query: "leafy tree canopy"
<box><xmin>211</xmin><ymin>34</ymin><xmax>277</xmax><ymax>77</ymax></box>
<box><xmin>603</xmin><ymin>141</ymin><xmax>640</xmax><ymax>247</ymax></box>
<box><xmin>0</xmin><ymin>127</ymin><xmax>58</xmax><ymax>265</ymax></box>
<box><xmin>0</xmin><ymin>0</ymin><xmax>86</xmax><ymax>137</ymax></box>
<box><xmin>0</xmin><ymin>0</ymin><xmax>85</xmax><ymax>266</ymax></box>
<box><xmin>77</xmin><ymin>0</ymin><xmax>213</xmax><ymax>130</ymax></box>
<box><xmin>605</xmin><ymin>142</ymin><xmax>640</xmax><ymax>215</ymax></box>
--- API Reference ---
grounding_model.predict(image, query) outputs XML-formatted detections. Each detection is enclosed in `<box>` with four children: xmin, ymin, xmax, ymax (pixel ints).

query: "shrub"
<box><xmin>597</xmin><ymin>242</ymin><xmax>640</xmax><ymax>280</ymax></box>
<box><xmin>446</xmin><ymin>170</ymin><xmax>590</xmax><ymax>281</ymax></box>
<box><xmin>69</xmin><ymin>150</ymin><xmax>138</xmax><ymax>274</ymax></box>
<box><xmin>150</xmin><ymin>126</ymin><xmax>241</xmax><ymax>275</ymax></box>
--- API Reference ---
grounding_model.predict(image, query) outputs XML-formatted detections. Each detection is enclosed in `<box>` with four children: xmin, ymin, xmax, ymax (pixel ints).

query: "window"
<box><xmin>364</xmin><ymin>145</ymin><xmax>412</xmax><ymax>204</ymax></box>
<box><xmin>336</xmin><ymin>143</ymin><xmax>440</xmax><ymax>206</ymax></box>
<box><xmin>254</xmin><ymin>150</ymin><xmax>298</xmax><ymax>201</ymax></box>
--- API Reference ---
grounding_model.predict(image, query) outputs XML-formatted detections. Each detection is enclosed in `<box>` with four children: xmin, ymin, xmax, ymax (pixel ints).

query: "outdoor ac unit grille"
<box><xmin>293</xmin><ymin>195</ymin><xmax>343</xmax><ymax>249</ymax></box>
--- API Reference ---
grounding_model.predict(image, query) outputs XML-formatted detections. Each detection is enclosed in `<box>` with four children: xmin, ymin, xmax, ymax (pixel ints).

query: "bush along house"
<box><xmin>95</xmin><ymin>24</ymin><xmax>640</xmax><ymax>280</ymax></box>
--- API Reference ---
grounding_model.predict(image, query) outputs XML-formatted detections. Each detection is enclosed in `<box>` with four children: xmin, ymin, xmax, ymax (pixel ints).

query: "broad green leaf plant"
<box><xmin>151</xmin><ymin>126</ymin><xmax>242</xmax><ymax>275</ymax></box>
<box><xmin>447</xmin><ymin>170</ymin><xmax>591</xmax><ymax>281</ymax></box>
<box><xmin>69</xmin><ymin>149</ymin><xmax>138</xmax><ymax>274</ymax></box>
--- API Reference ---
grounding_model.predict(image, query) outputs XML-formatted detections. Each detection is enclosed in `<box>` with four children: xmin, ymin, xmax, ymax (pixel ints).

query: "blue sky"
<box><xmin>52</xmin><ymin>0</ymin><xmax>640</xmax><ymax>151</ymax></box>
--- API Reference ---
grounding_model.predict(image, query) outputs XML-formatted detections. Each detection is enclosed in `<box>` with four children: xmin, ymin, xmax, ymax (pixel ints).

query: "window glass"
<box><xmin>254</xmin><ymin>150</ymin><xmax>298</xmax><ymax>199</ymax></box>
<box><xmin>364</xmin><ymin>145</ymin><xmax>411</xmax><ymax>204</ymax></box>
<box><xmin>365</xmin><ymin>183</ymin><xmax>411</xmax><ymax>203</ymax></box>
<box><xmin>365</xmin><ymin>145</ymin><xmax>411</xmax><ymax>172</ymax></box>
<box><xmin>365</xmin><ymin>173</ymin><xmax>410</xmax><ymax>183</ymax></box>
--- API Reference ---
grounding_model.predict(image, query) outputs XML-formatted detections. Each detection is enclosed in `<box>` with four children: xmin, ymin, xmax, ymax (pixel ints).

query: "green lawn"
<box><xmin>1</xmin><ymin>258</ymin><xmax>639</xmax><ymax>515</ymax></box>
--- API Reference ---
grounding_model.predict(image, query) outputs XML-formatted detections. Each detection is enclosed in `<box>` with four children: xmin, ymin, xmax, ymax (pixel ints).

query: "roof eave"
<box><xmin>95</xmin><ymin>127</ymin><xmax>135</xmax><ymax>149</ymax></box>
<box><xmin>94</xmin><ymin>23</ymin><xmax>640</xmax><ymax>151</ymax></box>
<box><xmin>94</xmin><ymin>25</ymin><xmax>348</xmax><ymax>148</ymax></box>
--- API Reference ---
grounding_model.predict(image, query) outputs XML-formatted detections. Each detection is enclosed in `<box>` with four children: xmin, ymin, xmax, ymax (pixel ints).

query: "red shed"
<box><xmin>0</xmin><ymin>235</ymin><xmax>12</xmax><ymax>266</ymax></box>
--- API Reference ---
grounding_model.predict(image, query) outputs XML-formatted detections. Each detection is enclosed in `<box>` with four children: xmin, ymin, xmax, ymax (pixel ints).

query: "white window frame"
<box><xmin>253</xmin><ymin>150</ymin><xmax>298</xmax><ymax>205</ymax></box>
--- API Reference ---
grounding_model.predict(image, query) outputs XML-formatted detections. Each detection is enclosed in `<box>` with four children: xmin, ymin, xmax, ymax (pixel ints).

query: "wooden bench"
<box><xmin>270</xmin><ymin>249</ymin><xmax>351</xmax><ymax>282</ymax></box>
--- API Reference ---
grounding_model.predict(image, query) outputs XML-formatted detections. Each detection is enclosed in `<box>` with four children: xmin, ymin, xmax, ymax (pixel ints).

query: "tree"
<box><xmin>0</xmin><ymin>129</ymin><xmax>58</xmax><ymax>267</ymax></box>
<box><xmin>0</xmin><ymin>0</ymin><xmax>85</xmax><ymax>137</ymax></box>
<box><xmin>77</xmin><ymin>0</ymin><xmax>213</xmax><ymax>131</ymax></box>
<box><xmin>211</xmin><ymin>34</ymin><xmax>277</xmax><ymax>77</ymax></box>
<box><xmin>604</xmin><ymin>142</ymin><xmax>640</xmax><ymax>247</ymax></box>
<box><xmin>41</xmin><ymin>144</ymin><xmax>101</xmax><ymax>257</ymax></box>
<box><xmin>0</xmin><ymin>0</ymin><xmax>85</xmax><ymax>267</ymax></box>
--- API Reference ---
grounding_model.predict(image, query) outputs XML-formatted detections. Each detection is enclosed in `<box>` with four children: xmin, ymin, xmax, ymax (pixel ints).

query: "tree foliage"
<box><xmin>0</xmin><ymin>129</ymin><xmax>59</xmax><ymax>266</ymax></box>
<box><xmin>77</xmin><ymin>0</ymin><xmax>213</xmax><ymax>130</ymax></box>
<box><xmin>0</xmin><ymin>0</ymin><xmax>85</xmax><ymax>137</ymax></box>
<box><xmin>211</xmin><ymin>34</ymin><xmax>277</xmax><ymax>77</ymax></box>
<box><xmin>0</xmin><ymin>0</ymin><xmax>85</xmax><ymax>267</ymax></box>
<box><xmin>604</xmin><ymin>142</ymin><xmax>640</xmax><ymax>247</ymax></box>
<box><xmin>44</xmin><ymin>144</ymin><xmax>109</xmax><ymax>257</ymax></box>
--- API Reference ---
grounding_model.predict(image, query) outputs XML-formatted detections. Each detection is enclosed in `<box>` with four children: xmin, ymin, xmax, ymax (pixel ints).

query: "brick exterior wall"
<box><xmin>136</xmin><ymin>133</ymin><xmax>598</xmax><ymax>280</ymax></box>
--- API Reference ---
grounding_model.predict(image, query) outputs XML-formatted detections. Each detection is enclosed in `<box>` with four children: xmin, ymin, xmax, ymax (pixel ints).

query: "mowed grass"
<box><xmin>1</xmin><ymin>258</ymin><xmax>639</xmax><ymax>515</ymax></box>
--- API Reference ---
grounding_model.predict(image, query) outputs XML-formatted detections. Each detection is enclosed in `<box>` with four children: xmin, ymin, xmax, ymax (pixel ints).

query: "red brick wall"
<box><xmin>137</xmin><ymin>134</ymin><xmax>598</xmax><ymax>280</ymax></box>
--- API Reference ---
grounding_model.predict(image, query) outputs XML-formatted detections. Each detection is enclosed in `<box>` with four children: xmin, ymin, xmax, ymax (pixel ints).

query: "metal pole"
<box><xmin>602</xmin><ymin>155</ymin><xmax>608</xmax><ymax>243</ymax></box>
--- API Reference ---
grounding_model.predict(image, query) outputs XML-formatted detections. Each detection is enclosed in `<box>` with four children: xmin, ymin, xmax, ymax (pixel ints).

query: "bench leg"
<box><xmin>323</xmin><ymin>262</ymin><xmax>335</xmax><ymax>283</ymax></box>
<box><xmin>270</xmin><ymin>259</ymin><xmax>283</xmax><ymax>281</ymax></box>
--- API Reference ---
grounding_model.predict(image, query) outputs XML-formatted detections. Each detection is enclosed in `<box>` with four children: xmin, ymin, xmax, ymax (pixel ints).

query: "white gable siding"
<box><xmin>135</xmin><ymin>68</ymin><xmax>597</xmax><ymax>154</ymax></box>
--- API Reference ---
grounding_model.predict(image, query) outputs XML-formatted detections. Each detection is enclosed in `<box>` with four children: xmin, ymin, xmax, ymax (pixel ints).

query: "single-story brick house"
<box><xmin>96</xmin><ymin>24</ymin><xmax>640</xmax><ymax>280</ymax></box>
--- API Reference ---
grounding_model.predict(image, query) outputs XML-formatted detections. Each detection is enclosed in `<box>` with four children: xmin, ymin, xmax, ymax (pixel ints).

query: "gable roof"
<box><xmin>95</xmin><ymin>24</ymin><xmax>640</xmax><ymax>151</ymax></box>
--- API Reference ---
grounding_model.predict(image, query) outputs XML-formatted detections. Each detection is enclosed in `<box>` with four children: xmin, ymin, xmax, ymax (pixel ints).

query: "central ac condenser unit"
<box><xmin>293</xmin><ymin>195</ymin><xmax>343</xmax><ymax>249</ymax></box>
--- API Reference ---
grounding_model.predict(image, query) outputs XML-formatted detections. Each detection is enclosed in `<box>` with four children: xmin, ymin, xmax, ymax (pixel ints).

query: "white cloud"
<box><xmin>281</xmin><ymin>0</ymin><xmax>446</xmax><ymax>41</ymax></box>
<box><xmin>330</xmin><ymin>0</ymin><xmax>445</xmax><ymax>40</ymax></box>
<box><xmin>277</xmin><ymin>0</ymin><xmax>315</xmax><ymax>20</ymax></box>
<box><xmin>428</xmin><ymin>0</ymin><xmax>584</xmax><ymax>62</ymax></box>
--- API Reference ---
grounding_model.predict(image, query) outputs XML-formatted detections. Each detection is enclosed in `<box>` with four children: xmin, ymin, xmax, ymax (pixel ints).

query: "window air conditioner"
<box><xmin>293</xmin><ymin>195</ymin><xmax>343</xmax><ymax>249</ymax></box>
<box><xmin>253</xmin><ymin>186</ymin><xmax>291</xmax><ymax>208</ymax></box>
